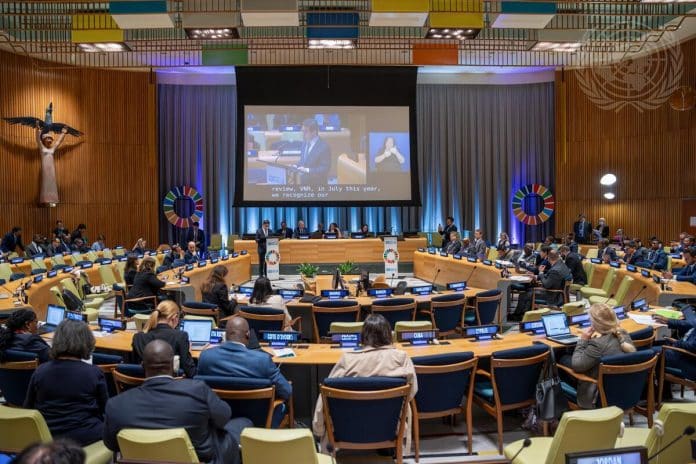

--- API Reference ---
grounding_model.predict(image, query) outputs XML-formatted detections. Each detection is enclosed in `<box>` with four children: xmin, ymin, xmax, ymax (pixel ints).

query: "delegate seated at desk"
<box><xmin>292</xmin><ymin>119</ymin><xmax>330</xmax><ymax>184</ymax></box>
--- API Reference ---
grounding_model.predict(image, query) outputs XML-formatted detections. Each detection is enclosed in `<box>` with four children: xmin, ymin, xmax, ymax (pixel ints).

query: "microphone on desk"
<box><xmin>602</xmin><ymin>293</ymin><xmax>616</xmax><ymax>304</ymax></box>
<box><xmin>389</xmin><ymin>273</ymin><xmax>396</xmax><ymax>288</ymax></box>
<box><xmin>431</xmin><ymin>268</ymin><xmax>441</xmax><ymax>289</ymax></box>
<box><xmin>629</xmin><ymin>285</ymin><xmax>648</xmax><ymax>309</ymax></box>
<box><xmin>464</xmin><ymin>266</ymin><xmax>478</xmax><ymax>288</ymax></box>
<box><xmin>509</xmin><ymin>438</ymin><xmax>532</xmax><ymax>462</ymax></box>
<box><xmin>648</xmin><ymin>425</ymin><xmax>695</xmax><ymax>461</ymax></box>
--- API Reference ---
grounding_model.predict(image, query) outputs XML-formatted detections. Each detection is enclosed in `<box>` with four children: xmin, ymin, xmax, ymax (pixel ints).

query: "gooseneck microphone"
<box><xmin>603</xmin><ymin>292</ymin><xmax>616</xmax><ymax>304</ymax></box>
<box><xmin>509</xmin><ymin>438</ymin><xmax>532</xmax><ymax>462</ymax></box>
<box><xmin>464</xmin><ymin>266</ymin><xmax>477</xmax><ymax>287</ymax></box>
<box><xmin>648</xmin><ymin>426</ymin><xmax>695</xmax><ymax>462</ymax></box>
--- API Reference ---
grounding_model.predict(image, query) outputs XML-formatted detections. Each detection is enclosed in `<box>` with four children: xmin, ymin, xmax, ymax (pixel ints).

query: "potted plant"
<box><xmin>337</xmin><ymin>260</ymin><xmax>355</xmax><ymax>276</ymax></box>
<box><xmin>297</xmin><ymin>263</ymin><xmax>319</xmax><ymax>292</ymax></box>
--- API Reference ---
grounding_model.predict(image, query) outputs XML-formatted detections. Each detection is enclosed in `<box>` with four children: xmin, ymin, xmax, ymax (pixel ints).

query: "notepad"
<box><xmin>654</xmin><ymin>308</ymin><xmax>683</xmax><ymax>319</ymax></box>
<box><xmin>271</xmin><ymin>348</ymin><xmax>296</xmax><ymax>358</ymax></box>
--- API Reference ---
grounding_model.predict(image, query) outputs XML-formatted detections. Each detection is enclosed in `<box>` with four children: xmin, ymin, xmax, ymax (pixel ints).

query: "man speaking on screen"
<box><xmin>293</xmin><ymin>118</ymin><xmax>331</xmax><ymax>184</ymax></box>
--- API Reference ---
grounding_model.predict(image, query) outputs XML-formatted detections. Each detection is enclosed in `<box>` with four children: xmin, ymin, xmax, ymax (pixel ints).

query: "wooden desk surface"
<box><xmin>70</xmin><ymin>310</ymin><xmax>648</xmax><ymax>364</ymax></box>
<box><xmin>234</xmin><ymin>237</ymin><xmax>426</xmax><ymax>264</ymax></box>
<box><xmin>2</xmin><ymin>254</ymin><xmax>252</xmax><ymax>321</ymax></box>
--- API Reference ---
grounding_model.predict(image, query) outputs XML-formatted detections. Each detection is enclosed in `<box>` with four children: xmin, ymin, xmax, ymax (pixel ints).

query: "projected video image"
<box><xmin>242</xmin><ymin>105</ymin><xmax>412</xmax><ymax>203</ymax></box>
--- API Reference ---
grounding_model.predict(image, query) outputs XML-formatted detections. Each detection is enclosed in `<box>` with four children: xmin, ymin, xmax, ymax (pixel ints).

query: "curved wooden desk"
<box><xmin>2</xmin><ymin>254</ymin><xmax>252</xmax><ymax>321</ymax></box>
<box><xmin>234</xmin><ymin>237</ymin><xmax>426</xmax><ymax>264</ymax></box>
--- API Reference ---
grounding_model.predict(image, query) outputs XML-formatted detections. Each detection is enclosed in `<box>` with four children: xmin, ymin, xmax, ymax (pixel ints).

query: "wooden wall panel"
<box><xmin>0</xmin><ymin>51</ymin><xmax>158</xmax><ymax>249</ymax></box>
<box><xmin>555</xmin><ymin>38</ymin><xmax>696</xmax><ymax>243</ymax></box>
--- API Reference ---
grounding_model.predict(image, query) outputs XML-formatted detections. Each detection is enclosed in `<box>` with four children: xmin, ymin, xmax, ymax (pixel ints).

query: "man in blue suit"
<box><xmin>664</xmin><ymin>247</ymin><xmax>696</xmax><ymax>283</ymax></box>
<box><xmin>293</xmin><ymin>118</ymin><xmax>331</xmax><ymax>185</ymax></box>
<box><xmin>636</xmin><ymin>239</ymin><xmax>668</xmax><ymax>270</ymax></box>
<box><xmin>1</xmin><ymin>226</ymin><xmax>24</xmax><ymax>256</ymax></box>
<box><xmin>653</xmin><ymin>306</ymin><xmax>696</xmax><ymax>395</ymax></box>
<box><xmin>198</xmin><ymin>317</ymin><xmax>292</xmax><ymax>425</ymax></box>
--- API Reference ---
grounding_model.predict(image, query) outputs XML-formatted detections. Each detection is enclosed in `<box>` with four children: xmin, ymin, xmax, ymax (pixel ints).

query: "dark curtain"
<box><xmin>158</xmin><ymin>81</ymin><xmax>554</xmax><ymax>246</ymax></box>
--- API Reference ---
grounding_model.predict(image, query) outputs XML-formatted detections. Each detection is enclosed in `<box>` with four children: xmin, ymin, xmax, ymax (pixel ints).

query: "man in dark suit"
<box><xmin>198</xmin><ymin>317</ymin><xmax>292</xmax><ymax>427</ymax></box>
<box><xmin>636</xmin><ymin>239</ymin><xmax>668</xmax><ymax>270</ymax></box>
<box><xmin>183</xmin><ymin>241</ymin><xmax>199</xmax><ymax>264</ymax></box>
<box><xmin>512</xmin><ymin>250</ymin><xmax>571</xmax><ymax>320</ymax></box>
<box><xmin>1</xmin><ymin>226</ymin><xmax>25</xmax><ymax>256</ymax></box>
<box><xmin>560</xmin><ymin>245</ymin><xmax>586</xmax><ymax>285</ymax></box>
<box><xmin>255</xmin><ymin>219</ymin><xmax>271</xmax><ymax>277</ymax></box>
<box><xmin>663</xmin><ymin>247</ymin><xmax>696</xmax><ymax>283</ymax></box>
<box><xmin>573</xmin><ymin>214</ymin><xmax>592</xmax><ymax>244</ymax></box>
<box><xmin>293</xmin><ymin>220</ymin><xmax>308</xmax><ymax>238</ymax></box>
<box><xmin>26</xmin><ymin>234</ymin><xmax>45</xmax><ymax>258</ymax></box>
<box><xmin>185</xmin><ymin>221</ymin><xmax>207</xmax><ymax>254</ymax></box>
<box><xmin>294</xmin><ymin>118</ymin><xmax>331</xmax><ymax>184</ymax></box>
<box><xmin>653</xmin><ymin>306</ymin><xmax>696</xmax><ymax>393</ymax></box>
<box><xmin>444</xmin><ymin>231</ymin><xmax>461</xmax><ymax>255</ymax></box>
<box><xmin>596</xmin><ymin>238</ymin><xmax>618</xmax><ymax>262</ymax></box>
<box><xmin>277</xmin><ymin>221</ymin><xmax>293</xmax><ymax>239</ymax></box>
<box><xmin>437</xmin><ymin>216</ymin><xmax>457</xmax><ymax>250</ymax></box>
<box><xmin>622</xmin><ymin>240</ymin><xmax>646</xmax><ymax>265</ymax></box>
<box><xmin>103</xmin><ymin>340</ymin><xmax>251</xmax><ymax>464</ymax></box>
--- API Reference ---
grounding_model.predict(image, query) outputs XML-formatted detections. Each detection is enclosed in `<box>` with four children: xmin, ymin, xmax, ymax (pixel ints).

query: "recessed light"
<box><xmin>603</xmin><ymin>192</ymin><xmax>616</xmax><ymax>200</ymax></box>
<box><xmin>600</xmin><ymin>173</ymin><xmax>617</xmax><ymax>186</ymax></box>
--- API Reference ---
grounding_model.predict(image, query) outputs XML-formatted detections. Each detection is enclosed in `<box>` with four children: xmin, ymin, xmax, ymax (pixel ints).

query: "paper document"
<box><xmin>628</xmin><ymin>313</ymin><xmax>666</xmax><ymax>327</ymax></box>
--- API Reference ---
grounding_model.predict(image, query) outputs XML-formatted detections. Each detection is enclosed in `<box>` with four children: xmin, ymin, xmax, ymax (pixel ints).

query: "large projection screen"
<box><xmin>234</xmin><ymin>67</ymin><xmax>420</xmax><ymax>207</ymax></box>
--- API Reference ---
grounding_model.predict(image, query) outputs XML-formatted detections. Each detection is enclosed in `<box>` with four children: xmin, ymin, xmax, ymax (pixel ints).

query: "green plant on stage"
<box><xmin>297</xmin><ymin>262</ymin><xmax>319</xmax><ymax>278</ymax></box>
<box><xmin>337</xmin><ymin>261</ymin><xmax>355</xmax><ymax>275</ymax></box>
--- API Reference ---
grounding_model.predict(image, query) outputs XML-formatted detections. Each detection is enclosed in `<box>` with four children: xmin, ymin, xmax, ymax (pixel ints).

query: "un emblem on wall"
<box><xmin>576</xmin><ymin>21</ymin><xmax>683</xmax><ymax>112</ymax></box>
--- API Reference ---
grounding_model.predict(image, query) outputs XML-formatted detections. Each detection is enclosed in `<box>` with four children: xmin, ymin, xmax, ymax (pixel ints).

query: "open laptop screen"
<box><xmin>542</xmin><ymin>313</ymin><xmax>571</xmax><ymax>337</ymax></box>
<box><xmin>181</xmin><ymin>320</ymin><xmax>213</xmax><ymax>343</ymax></box>
<box><xmin>46</xmin><ymin>304</ymin><xmax>66</xmax><ymax>326</ymax></box>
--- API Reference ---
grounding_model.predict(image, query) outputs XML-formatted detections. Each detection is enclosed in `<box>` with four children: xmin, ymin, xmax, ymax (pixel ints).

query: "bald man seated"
<box><xmin>197</xmin><ymin>317</ymin><xmax>292</xmax><ymax>427</ymax></box>
<box><xmin>103</xmin><ymin>340</ymin><xmax>252</xmax><ymax>464</ymax></box>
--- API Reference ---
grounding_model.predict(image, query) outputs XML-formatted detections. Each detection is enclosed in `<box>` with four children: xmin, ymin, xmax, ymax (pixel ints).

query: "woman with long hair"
<box><xmin>247</xmin><ymin>276</ymin><xmax>291</xmax><ymax>329</ymax></box>
<box><xmin>327</xmin><ymin>222</ymin><xmax>342</xmax><ymax>238</ymax></box>
<box><xmin>123</xmin><ymin>254</ymin><xmax>139</xmax><ymax>287</ymax></box>
<box><xmin>24</xmin><ymin>320</ymin><xmax>108</xmax><ymax>446</ymax></box>
<box><xmin>201</xmin><ymin>265</ymin><xmax>237</xmax><ymax>317</ymax></box>
<box><xmin>0</xmin><ymin>309</ymin><xmax>49</xmax><ymax>363</ymax></box>
<box><xmin>567</xmin><ymin>303</ymin><xmax>636</xmax><ymax>408</ymax></box>
<box><xmin>131</xmin><ymin>300</ymin><xmax>196</xmax><ymax>377</ymax></box>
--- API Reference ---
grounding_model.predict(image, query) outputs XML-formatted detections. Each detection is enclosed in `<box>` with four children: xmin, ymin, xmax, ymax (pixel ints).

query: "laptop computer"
<box><xmin>39</xmin><ymin>304</ymin><xmax>65</xmax><ymax>334</ymax></box>
<box><xmin>541</xmin><ymin>312</ymin><xmax>579</xmax><ymax>345</ymax></box>
<box><xmin>180</xmin><ymin>319</ymin><xmax>213</xmax><ymax>350</ymax></box>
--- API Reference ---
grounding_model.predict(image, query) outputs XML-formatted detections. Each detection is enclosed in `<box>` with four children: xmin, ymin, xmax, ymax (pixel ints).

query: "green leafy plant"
<box><xmin>337</xmin><ymin>261</ymin><xmax>355</xmax><ymax>275</ymax></box>
<box><xmin>297</xmin><ymin>262</ymin><xmax>319</xmax><ymax>278</ymax></box>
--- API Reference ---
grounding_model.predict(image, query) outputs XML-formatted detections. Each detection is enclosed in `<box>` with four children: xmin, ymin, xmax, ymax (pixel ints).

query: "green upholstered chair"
<box><xmin>580</xmin><ymin>267</ymin><xmax>616</xmax><ymax>299</ymax></box>
<box><xmin>117</xmin><ymin>428</ymin><xmax>198</xmax><ymax>463</ymax></box>
<box><xmin>589</xmin><ymin>275</ymin><xmax>633</xmax><ymax>306</ymax></box>
<box><xmin>329</xmin><ymin>321</ymin><xmax>364</xmax><ymax>334</ymax></box>
<box><xmin>0</xmin><ymin>405</ymin><xmax>112</xmax><ymax>464</ymax></box>
<box><xmin>241</xmin><ymin>427</ymin><xmax>333</xmax><ymax>464</ymax></box>
<box><xmin>616</xmin><ymin>402</ymin><xmax>696</xmax><ymax>464</ymax></box>
<box><xmin>503</xmin><ymin>406</ymin><xmax>624</xmax><ymax>464</ymax></box>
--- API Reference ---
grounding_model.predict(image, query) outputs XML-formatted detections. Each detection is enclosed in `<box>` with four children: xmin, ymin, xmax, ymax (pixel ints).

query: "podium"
<box><xmin>257</xmin><ymin>158</ymin><xmax>303</xmax><ymax>185</ymax></box>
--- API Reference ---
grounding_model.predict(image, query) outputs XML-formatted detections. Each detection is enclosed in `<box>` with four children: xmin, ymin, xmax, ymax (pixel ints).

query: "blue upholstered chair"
<box><xmin>311</xmin><ymin>300</ymin><xmax>361</xmax><ymax>342</ymax></box>
<box><xmin>473</xmin><ymin>343</ymin><xmax>549</xmax><ymax>453</ymax></box>
<box><xmin>92</xmin><ymin>352</ymin><xmax>123</xmax><ymax>397</ymax></box>
<box><xmin>182</xmin><ymin>301</ymin><xmax>219</xmax><ymax>325</ymax></box>
<box><xmin>465</xmin><ymin>289</ymin><xmax>502</xmax><ymax>328</ymax></box>
<box><xmin>370</xmin><ymin>298</ymin><xmax>416</xmax><ymax>330</ymax></box>
<box><xmin>411</xmin><ymin>352</ymin><xmax>478</xmax><ymax>459</ymax></box>
<box><xmin>113</xmin><ymin>284</ymin><xmax>156</xmax><ymax>318</ymax></box>
<box><xmin>320</xmin><ymin>377</ymin><xmax>410</xmax><ymax>464</ymax></box>
<box><xmin>558</xmin><ymin>350</ymin><xmax>658</xmax><ymax>426</ymax></box>
<box><xmin>421</xmin><ymin>294</ymin><xmax>466</xmax><ymax>338</ymax></box>
<box><xmin>195</xmin><ymin>375</ymin><xmax>292</xmax><ymax>428</ymax></box>
<box><xmin>0</xmin><ymin>349</ymin><xmax>38</xmax><ymax>406</ymax></box>
<box><xmin>629</xmin><ymin>327</ymin><xmax>655</xmax><ymax>350</ymax></box>
<box><xmin>238</xmin><ymin>306</ymin><xmax>287</xmax><ymax>335</ymax></box>
<box><xmin>658</xmin><ymin>345</ymin><xmax>696</xmax><ymax>407</ymax></box>
<box><xmin>112</xmin><ymin>363</ymin><xmax>146</xmax><ymax>393</ymax></box>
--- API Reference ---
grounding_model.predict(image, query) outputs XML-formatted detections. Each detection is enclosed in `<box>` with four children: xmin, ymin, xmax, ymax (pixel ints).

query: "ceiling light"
<box><xmin>77</xmin><ymin>42</ymin><xmax>131</xmax><ymax>52</ymax></box>
<box><xmin>426</xmin><ymin>28</ymin><xmax>480</xmax><ymax>40</ymax></box>
<box><xmin>308</xmin><ymin>39</ymin><xmax>356</xmax><ymax>49</ymax></box>
<box><xmin>603</xmin><ymin>192</ymin><xmax>616</xmax><ymax>200</ymax></box>
<box><xmin>185</xmin><ymin>28</ymin><xmax>239</xmax><ymax>40</ymax></box>
<box><xmin>600</xmin><ymin>173</ymin><xmax>617</xmax><ymax>186</ymax></box>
